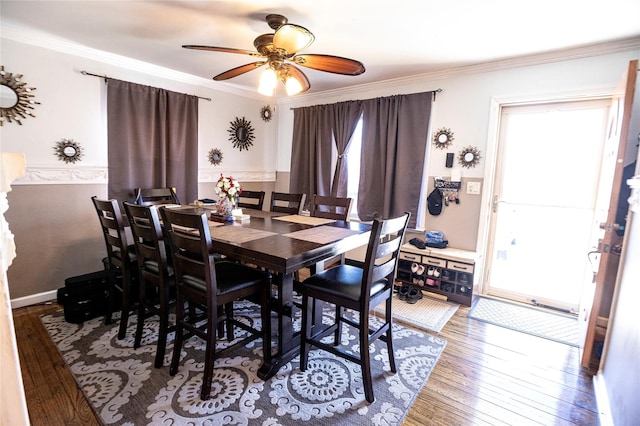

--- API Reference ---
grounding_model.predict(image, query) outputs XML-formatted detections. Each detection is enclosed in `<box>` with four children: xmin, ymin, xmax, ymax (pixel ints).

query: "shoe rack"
<box><xmin>396</xmin><ymin>244</ymin><xmax>481</xmax><ymax>306</ymax></box>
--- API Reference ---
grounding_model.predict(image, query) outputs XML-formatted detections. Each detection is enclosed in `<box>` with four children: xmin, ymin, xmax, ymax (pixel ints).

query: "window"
<box><xmin>345</xmin><ymin>117</ymin><xmax>363</xmax><ymax>219</ymax></box>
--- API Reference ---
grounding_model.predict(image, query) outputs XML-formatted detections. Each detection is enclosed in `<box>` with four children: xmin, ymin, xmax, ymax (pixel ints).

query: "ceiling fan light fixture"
<box><xmin>258</xmin><ymin>68</ymin><xmax>277</xmax><ymax>96</ymax></box>
<box><xmin>273</xmin><ymin>24</ymin><xmax>314</xmax><ymax>54</ymax></box>
<box><xmin>284</xmin><ymin>75</ymin><xmax>304</xmax><ymax>96</ymax></box>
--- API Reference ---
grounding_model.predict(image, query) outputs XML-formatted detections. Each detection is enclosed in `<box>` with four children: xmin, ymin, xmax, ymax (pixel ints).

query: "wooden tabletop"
<box><xmin>170</xmin><ymin>207</ymin><xmax>372</xmax><ymax>273</ymax></box>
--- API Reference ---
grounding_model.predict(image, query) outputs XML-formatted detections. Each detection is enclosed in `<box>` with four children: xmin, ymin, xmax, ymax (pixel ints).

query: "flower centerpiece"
<box><xmin>215</xmin><ymin>174</ymin><xmax>242</xmax><ymax>216</ymax></box>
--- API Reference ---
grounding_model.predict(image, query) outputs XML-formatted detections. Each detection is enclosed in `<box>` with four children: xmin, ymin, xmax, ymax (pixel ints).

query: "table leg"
<box><xmin>258</xmin><ymin>272</ymin><xmax>299</xmax><ymax>380</ymax></box>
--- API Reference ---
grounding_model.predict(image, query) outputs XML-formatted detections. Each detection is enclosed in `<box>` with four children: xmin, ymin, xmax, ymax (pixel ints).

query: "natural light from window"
<box><xmin>346</xmin><ymin>117</ymin><xmax>363</xmax><ymax>219</ymax></box>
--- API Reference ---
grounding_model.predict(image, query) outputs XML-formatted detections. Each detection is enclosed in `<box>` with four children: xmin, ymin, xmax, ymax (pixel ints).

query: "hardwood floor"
<box><xmin>13</xmin><ymin>301</ymin><xmax>599</xmax><ymax>426</ymax></box>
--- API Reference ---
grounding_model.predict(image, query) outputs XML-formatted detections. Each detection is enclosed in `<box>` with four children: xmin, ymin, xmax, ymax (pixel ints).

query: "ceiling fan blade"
<box><xmin>292</xmin><ymin>54</ymin><xmax>365</xmax><ymax>76</ymax></box>
<box><xmin>273</xmin><ymin>24</ymin><xmax>314</xmax><ymax>55</ymax></box>
<box><xmin>283</xmin><ymin>65</ymin><xmax>311</xmax><ymax>93</ymax></box>
<box><xmin>182</xmin><ymin>45</ymin><xmax>261</xmax><ymax>57</ymax></box>
<box><xmin>213</xmin><ymin>61</ymin><xmax>267</xmax><ymax>81</ymax></box>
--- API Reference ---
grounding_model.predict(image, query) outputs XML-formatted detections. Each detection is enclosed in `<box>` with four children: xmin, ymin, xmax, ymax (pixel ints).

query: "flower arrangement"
<box><xmin>215</xmin><ymin>174</ymin><xmax>242</xmax><ymax>202</ymax></box>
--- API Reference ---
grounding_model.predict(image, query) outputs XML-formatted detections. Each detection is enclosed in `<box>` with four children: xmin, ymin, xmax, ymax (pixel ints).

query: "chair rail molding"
<box><xmin>12</xmin><ymin>167</ymin><xmax>277</xmax><ymax>185</ymax></box>
<box><xmin>14</xmin><ymin>166</ymin><xmax>108</xmax><ymax>185</ymax></box>
<box><xmin>199</xmin><ymin>169</ymin><xmax>276</xmax><ymax>183</ymax></box>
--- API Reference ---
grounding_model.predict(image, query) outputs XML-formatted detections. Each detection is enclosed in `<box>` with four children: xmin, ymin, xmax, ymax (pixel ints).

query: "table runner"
<box><xmin>209</xmin><ymin>225</ymin><xmax>277</xmax><ymax>244</ymax></box>
<box><xmin>274</xmin><ymin>215</ymin><xmax>336</xmax><ymax>226</ymax></box>
<box><xmin>283</xmin><ymin>225</ymin><xmax>360</xmax><ymax>244</ymax></box>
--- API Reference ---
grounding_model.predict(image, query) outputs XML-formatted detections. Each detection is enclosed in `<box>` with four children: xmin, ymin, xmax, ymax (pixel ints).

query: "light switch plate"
<box><xmin>467</xmin><ymin>181</ymin><xmax>481</xmax><ymax>195</ymax></box>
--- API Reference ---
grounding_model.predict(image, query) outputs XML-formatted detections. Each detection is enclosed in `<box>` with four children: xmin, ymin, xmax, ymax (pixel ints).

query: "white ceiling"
<box><xmin>2</xmin><ymin>0</ymin><xmax>640</xmax><ymax>95</ymax></box>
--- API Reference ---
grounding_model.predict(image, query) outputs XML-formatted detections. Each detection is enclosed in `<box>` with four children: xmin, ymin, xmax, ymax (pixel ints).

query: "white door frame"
<box><xmin>477</xmin><ymin>89</ymin><xmax>616</xmax><ymax>296</ymax></box>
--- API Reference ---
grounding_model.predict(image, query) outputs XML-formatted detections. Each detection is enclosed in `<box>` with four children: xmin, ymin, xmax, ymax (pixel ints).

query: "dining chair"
<box><xmin>309</xmin><ymin>194</ymin><xmax>353</xmax><ymax>221</ymax></box>
<box><xmin>237</xmin><ymin>190</ymin><xmax>266</xmax><ymax>211</ymax></box>
<box><xmin>123</xmin><ymin>202</ymin><xmax>176</xmax><ymax>368</ymax></box>
<box><xmin>91</xmin><ymin>196</ymin><xmax>138</xmax><ymax>339</ymax></box>
<box><xmin>269</xmin><ymin>191</ymin><xmax>306</xmax><ymax>215</ymax></box>
<box><xmin>135</xmin><ymin>187</ymin><xmax>180</xmax><ymax>206</ymax></box>
<box><xmin>299</xmin><ymin>211</ymin><xmax>410</xmax><ymax>403</ymax></box>
<box><xmin>308</xmin><ymin>194</ymin><xmax>354</xmax><ymax>269</ymax></box>
<box><xmin>160</xmin><ymin>207</ymin><xmax>272</xmax><ymax>400</ymax></box>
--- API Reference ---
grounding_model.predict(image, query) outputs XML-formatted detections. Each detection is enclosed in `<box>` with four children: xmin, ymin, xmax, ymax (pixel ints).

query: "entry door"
<box><xmin>581</xmin><ymin>60</ymin><xmax>638</xmax><ymax>369</ymax></box>
<box><xmin>484</xmin><ymin>98</ymin><xmax>612</xmax><ymax>313</ymax></box>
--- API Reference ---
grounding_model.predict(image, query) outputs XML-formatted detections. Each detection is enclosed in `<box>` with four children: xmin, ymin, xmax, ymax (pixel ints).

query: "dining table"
<box><xmin>164</xmin><ymin>205</ymin><xmax>372</xmax><ymax>380</ymax></box>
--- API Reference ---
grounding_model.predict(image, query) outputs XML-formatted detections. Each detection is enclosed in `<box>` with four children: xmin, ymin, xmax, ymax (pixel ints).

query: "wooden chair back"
<box><xmin>91</xmin><ymin>196</ymin><xmax>131</xmax><ymax>271</ymax></box>
<box><xmin>135</xmin><ymin>187</ymin><xmax>180</xmax><ymax>206</ymax></box>
<box><xmin>309</xmin><ymin>195</ymin><xmax>353</xmax><ymax>221</ymax></box>
<box><xmin>269</xmin><ymin>191</ymin><xmax>306</xmax><ymax>215</ymax></box>
<box><xmin>237</xmin><ymin>190</ymin><xmax>266</xmax><ymax>210</ymax></box>
<box><xmin>360</xmin><ymin>212</ymin><xmax>411</xmax><ymax>309</ymax></box>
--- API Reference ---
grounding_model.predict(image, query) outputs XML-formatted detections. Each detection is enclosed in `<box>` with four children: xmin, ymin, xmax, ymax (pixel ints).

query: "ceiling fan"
<box><xmin>183</xmin><ymin>14</ymin><xmax>365</xmax><ymax>96</ymax></box>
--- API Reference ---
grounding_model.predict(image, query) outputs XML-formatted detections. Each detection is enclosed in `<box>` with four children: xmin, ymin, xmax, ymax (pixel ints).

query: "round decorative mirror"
<box><xmin>458</xmin><ymin>146</ymin><xmax>481</xmax><ymax>168</ymax></box>
<box><xmin>0</xmin><ymin>65</ymin><xmax>40</xmax><ymax>126</ymax></box>
<box><xmin>260</xmin><ymin>105</ymin><xmax>273</xmax><ymax>122</ymax></box>
<box><xmin>208</xmin><ymin>148</ymin><xmax>223</xmax><ymax>165</ymax></box>
<box><xmin>1</xmin><ymin>85</ymin><xmax>18</xmax><ymax>108</ymax></box>
<box><xmin>433</xmin><ymin>128</ymin><xmax>454</xmax><ymax>149</ymax></box>
<box><xmin>54</xmin><ymin>139</ymin><xmax>83</xmax><ymax>163</ymax></box>
<box><xmin>228</xmin><ymin>117</ymin><xmax>255</xmax><ymax>151</ymax></box>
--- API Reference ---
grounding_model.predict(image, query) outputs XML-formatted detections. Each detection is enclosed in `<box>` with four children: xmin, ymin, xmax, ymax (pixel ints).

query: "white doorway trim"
<box><xmin>478</xmin><ymin>88</ymin><xmax>617</xmax><ymax>296</ymax></box>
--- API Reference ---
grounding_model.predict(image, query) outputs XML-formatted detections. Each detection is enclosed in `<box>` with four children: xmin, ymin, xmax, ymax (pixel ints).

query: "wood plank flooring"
<box><xmin>12</xmin><ymin>300</ymin><xmax>599</xmax><ymax>425</ymax></box>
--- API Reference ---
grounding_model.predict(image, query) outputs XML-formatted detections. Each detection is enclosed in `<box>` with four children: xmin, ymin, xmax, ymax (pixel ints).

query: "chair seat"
<box><xmin>182</xmin><ymin>261</ymin><xmax>270</xmax><ymax>295</ymax></box>
<box><xmin>142</xmin><ymin>260</ymin><xmax>174</xmax><ymax>277</ymax></box>
<box><xmin>112</xmin><ymin>246</ymin><xmax>137</xmax><ymax>263</ymax></box>
<box><xmin>302</xmin><ymin>265</ymin><xmax>388</xmax><ymax>302</ymax></box>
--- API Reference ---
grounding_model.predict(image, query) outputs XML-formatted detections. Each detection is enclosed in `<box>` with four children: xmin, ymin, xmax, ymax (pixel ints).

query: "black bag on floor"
<box><xmin>57</xmin><ymin>270</ymin><xmax>113</xmax><ymax>324</ymax></box>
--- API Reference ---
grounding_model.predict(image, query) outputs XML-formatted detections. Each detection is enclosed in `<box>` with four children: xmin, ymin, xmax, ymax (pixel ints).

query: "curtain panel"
<box><xmin>290</xmin><ymin>92</ymin><xmax>433</xmax><ymax>228</ymax></box>
<box><xmin>290</xmin><ymin>101</ymin><xmax>363</xmax><ymax>204</ymax></box>
<box><xmin>106</xmin><ymin>79</ymin><xmax>199</xmax><ymax>203</ymax></box>
<box><xmin>289</xmin><ymin>104</ymin><xmax>334</xmax><ymax>205</ymax></box>
<box><xmin>359</xmin><ymin>92</ymin><xmax>433</xmax><ymax>228</ymax></box>
<box><xmin>330</xmin><ymin>101</ymin><xmax>363</xmax><ymax>197</ymax></box>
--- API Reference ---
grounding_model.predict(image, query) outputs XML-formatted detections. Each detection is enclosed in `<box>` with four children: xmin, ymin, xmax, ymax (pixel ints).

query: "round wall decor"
<box><xmin>260</xmin><ymin>105</ymin><xmax>273</xmax><ymax>122</ymax></box>
<box><xmin>208</xmin><ymin>148</ymin><xmax>223</xmax><ymax>165</ymax></box>
<box><xmin>458</xmin><ymin>146</ymin><xmax>481</xmax><ymax>168</ymax></box>
<box><xmin>0</xmin><ymin>65</ymin><xmax>40</xmax><ymax>126</ymax></box>
<box><xmin>433</xmin><ymin>127</ymin><xmax>454</xmax><ymax>149</ymax></box>
<box><xmin>228</xmin><ymin>116</ymin><xmax>255</xmax><ymax>151</ymax></box>
<box><xmin>54</xmin><ymin>138</ymin><xmax>83</xmax><ymax>163</ymax></box>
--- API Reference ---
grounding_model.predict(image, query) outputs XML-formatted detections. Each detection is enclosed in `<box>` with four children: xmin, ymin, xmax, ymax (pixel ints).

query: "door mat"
<box><xmin>375</xmin><ymin>294</ymin><xmax>459</xmax><ymax>333</ymax></box>
<box><xmin>468</xmin><ymin>297</ymin><xmax>580</xmax><ymax>347</ymax></box>
<box><xmin>40</xmin><ymin>301</ymin><xmax>447</xmax><ymax>426</ymax></box>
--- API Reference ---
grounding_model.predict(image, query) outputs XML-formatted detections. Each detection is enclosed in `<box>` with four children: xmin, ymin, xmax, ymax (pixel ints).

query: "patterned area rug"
<box><xmin>41</xmin><ymin>301</ymin><xmax>446</xmax><ymax>425</ymax></box>
<box><xmin>468</xmin><ymin>297</ymin><xmax>580</xmax><ymax>347</ymax></box>
<box><xmin>375</xmin><ymin>294</ymin><xmax>459</xmax><ymax>333</ymax></box>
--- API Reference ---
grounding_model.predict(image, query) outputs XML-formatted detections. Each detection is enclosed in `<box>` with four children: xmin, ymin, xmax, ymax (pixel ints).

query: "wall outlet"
<box><xmin>467</xmin><ymin>181</ymin><xmax>481</xmax><ymax>195</ymax></box>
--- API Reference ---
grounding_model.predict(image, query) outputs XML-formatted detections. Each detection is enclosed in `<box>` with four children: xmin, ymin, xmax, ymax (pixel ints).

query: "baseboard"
<box><xmin>593</xmin><ymin>373</ymin><xmax>613</xmax><ymax>426</ymax></box>
<box><xmin>11</xmin><ymin>290</ymin><xmax>57</xmax><ymax>309</ymax></box>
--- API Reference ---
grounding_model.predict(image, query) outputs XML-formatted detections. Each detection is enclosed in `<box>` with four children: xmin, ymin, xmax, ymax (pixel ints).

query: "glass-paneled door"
<box><xmin>484</xmin><ymin>99</ymin><xmax>611</xmax><ymax>313</ymax></box>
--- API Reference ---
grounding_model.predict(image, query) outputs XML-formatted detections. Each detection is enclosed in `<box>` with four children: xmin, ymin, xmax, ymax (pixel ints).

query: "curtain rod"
<box><xmin>289</xmin><ymin>88</ymin><xmax>443</xmax><ymax>110</ymax></box>
<box><xmin>80</xmin><ymin>70</ymin><xmax>212</xmax><ymax>101</ymax></box>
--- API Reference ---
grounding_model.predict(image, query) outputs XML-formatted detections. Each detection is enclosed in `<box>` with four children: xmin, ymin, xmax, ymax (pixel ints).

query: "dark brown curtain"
<box><xmin>107</xmin><ymin>79</ymin><xmax>198</xmax><ymax>203</ymax></box>
<box><xmin>290</xmin><ymin>101</ymin><xmax>363</xmax><ymax>204</ymax></box>
<box><xmin>330</xmin><ymin>101</ymin><xmax>363</xmax><ymax>197</ymax></box>
<box><xmin>289</xmin><ymin>105</ymin><xmax>333</xmax><ymax>204</ymax></box>
<box><xmin>358</xmin><ymin>92</ymin><xmax>433</xmax><ymax>228</ymax></box>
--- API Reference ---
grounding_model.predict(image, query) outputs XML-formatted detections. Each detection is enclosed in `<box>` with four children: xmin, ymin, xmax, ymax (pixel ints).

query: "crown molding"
<box><xmin>11</xmin><ymin>166</ymin><xmax>275</xmax><ymax>185</ymax></box>
<box><xmin>1</xmin><ymin>21</ymin><xmax>262</xmax><ymax>100</ymax></box>
<box><xmin>5</xmin><ymin>19</ymin><xmax>638</xmax><ymax>109</ymax></box>
<box><xmin>278</xmin><ymin>36</ymin><xmax>640</xmax><ymax>106</ymax></box>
